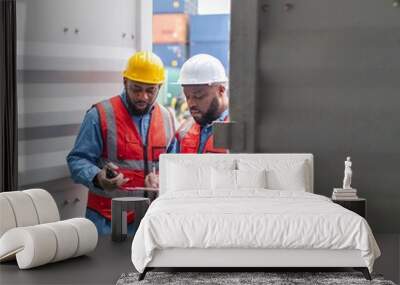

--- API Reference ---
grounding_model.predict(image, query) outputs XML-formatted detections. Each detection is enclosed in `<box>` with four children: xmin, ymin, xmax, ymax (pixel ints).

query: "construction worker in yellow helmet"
<box><xmin>67</xmin><ymin>51</ymin><xmax>177</xmax><ymax>235</ymax></box>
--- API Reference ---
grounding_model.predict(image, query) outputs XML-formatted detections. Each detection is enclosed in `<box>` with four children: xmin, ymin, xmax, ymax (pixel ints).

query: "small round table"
<box><xmin>111</xmin><ymin>197</ymin><xmax>150</xmax><ymax>242</ymax></box>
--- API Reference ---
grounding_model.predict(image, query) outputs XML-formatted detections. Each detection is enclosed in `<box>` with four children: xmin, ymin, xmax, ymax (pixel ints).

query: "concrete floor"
<box><xmin>0</xmin><ymin>234</ymin><xmax>398</xmax><ymax>284</ymax></box>
<box><xmin>373</xmin><ymin>234</ymin><xmax>400</xmax><ymax>284</ymax></box>
<box><xmin>0</xmin><ymin>236</ymin><xmax>135</xmax><ymax>285</ymax></box>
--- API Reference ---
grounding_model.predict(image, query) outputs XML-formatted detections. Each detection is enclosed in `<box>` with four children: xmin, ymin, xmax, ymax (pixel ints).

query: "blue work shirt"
<box><xmin>67</xmin><ymin>91</ymin><xmax>177</xmax><ymax>189</ymax></box>
<box><xmin>176</xmin><ymin>109</ymin><xmax>229</xmax><ymax>153</ymax></box>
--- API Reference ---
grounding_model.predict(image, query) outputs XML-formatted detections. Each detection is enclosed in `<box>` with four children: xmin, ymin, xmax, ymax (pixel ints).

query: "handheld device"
<box><xmin>106</xmin><ymin>167</ymin><xmax>118</xmax><ymax>179</ymax></box>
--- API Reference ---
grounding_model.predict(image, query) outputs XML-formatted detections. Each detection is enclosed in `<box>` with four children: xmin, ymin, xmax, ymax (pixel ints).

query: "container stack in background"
<box><xmin>152</xmin><ymin>0</ymin><xmax>230</xmax><ymax>125</ymax></box>
<box><xmin>152</xmin><ymin>0</ymin><xmax>197</xmax><ymax>117</ymax></box>
<box><xmin>189</xmin><ymin>14</ymin><xmax>230</xmax><ymax>71</ymax></box>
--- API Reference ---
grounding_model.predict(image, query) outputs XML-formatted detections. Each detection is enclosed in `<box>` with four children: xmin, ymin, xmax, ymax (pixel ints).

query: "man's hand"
<box><xmin>94</xmin><ymin>163</ymin><xmax>129</xmax><ymax>191</ymax></box>
<box><xmin>144</xmin><ymin>173</ymin><xmax>159</xmax><ymax>188</ymax></box>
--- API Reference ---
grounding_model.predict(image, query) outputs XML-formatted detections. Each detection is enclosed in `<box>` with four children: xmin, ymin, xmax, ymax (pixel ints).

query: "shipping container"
<box><xmin>165</xmin><ymin>67</ymin><xmax>181</xmax><ymax>99</ymax></box>
<box><xmin>157</xmin><ymin>67</ymin><xmax>182</xmax><ymax>106</ymax></box>
<box><xmin>153</xmin><ymin>0</ymin><xmax>197</xmax><ymax>14</ymax></box>
<box><xmin>190</xmin><ymin>41</ymin><xmax>229</xmax><ymax>69</ymax></box>
<box><xmin>153</xmin><ymin>14</ymin><xmax>188</xmax><ymax>44</ymax></box>
<box><xmin>153</xmin><ymin>44</ymin><xmax>187</xmax><ymax>68</ymax></box>
<box><xmin>190</xmin><ymin>14</ymin><xmax>230</xmax><ymax>42</ymax></box>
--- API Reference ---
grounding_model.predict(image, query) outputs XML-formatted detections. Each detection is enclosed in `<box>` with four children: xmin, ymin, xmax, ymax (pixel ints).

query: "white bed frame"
<box><xmin>148</xmin><ymin>249</ymin><xmax>365</xmax><ymax>268</ymax></box>
<box><xmin>140</xmin><ymin>154</ymin><xmax>370</xmax><ymax>280</ymax></box>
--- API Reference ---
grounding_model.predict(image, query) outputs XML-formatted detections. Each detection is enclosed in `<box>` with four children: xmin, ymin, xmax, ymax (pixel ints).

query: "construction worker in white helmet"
<box><xmin>176</xmin><ymin>54</ymin><xmax>229</xmax><ymax>153</ymax></box>
<box><xmin>67</xmin><ymin>51</ymin><xmax>176</xmax><ymax>235</ymax></box>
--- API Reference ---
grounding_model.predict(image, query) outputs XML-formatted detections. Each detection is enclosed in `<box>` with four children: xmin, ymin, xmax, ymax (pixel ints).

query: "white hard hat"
<box><xmin>177</xmin><ymin>54</ymin><xmax>228</xmax><ymax>85</ymax></box>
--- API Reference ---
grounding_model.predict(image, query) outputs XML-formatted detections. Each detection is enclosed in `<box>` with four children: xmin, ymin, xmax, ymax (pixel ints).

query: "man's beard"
<box><xmin>127</xmin><ymin>100</ymin><xmax>152</xmax><ymax>116</ymax></box>
<box><xmin>192</xmin><ymin>97</ymin><xmax>221</xmax><ymax>126</ymax></box>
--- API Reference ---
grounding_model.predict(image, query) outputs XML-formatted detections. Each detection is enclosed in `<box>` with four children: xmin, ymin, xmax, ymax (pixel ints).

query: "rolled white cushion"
<box><xmin>0</xmin><ymin>226</ymin><xmax>57</xmax><ymax>269</ymax></box>
<box><xmin>64</xmin><ymin>218</ymin><xmax>98</xmax><ymax>257</ymax></box>
<box><xmin>42</xmin><ymin>221</ymin><xmax>79</xmax><ymax>262</ymax></box>
<box><xmin>0</xmin><ymin>196</ymin><xmax>17</xmax><ymax>237</ymax></box>
<box><xmin>0</xmin><ymin>189</ymin><xmax>60</xmax><ymax>239</ymax></box>
<box><xmin>0</xmin><ymin>192</ymin><xmax>39</xmax><ymax>227</ymax></box>
<box><xmin>23</xmin><ymin>189</ymin><xmax>60</xmax><ymax>223</ymax></box>
<box><xmin>0</xmin><ymin>218</ymin><xmax>98</xmax><ymax>269</ymax></box>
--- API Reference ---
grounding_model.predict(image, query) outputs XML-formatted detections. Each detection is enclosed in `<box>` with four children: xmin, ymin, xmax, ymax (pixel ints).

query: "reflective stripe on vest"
<box><xmin>88</xmin><ymin>96</ymin><xmax>174</xmax><ymax>221</ymax></box>
<box><xmin>102</xmin><ymin>99</ymin><xmax>118</xmax><ymax>161</ymax></box>
<box><xmin>99</xmin><ymin>96</ymin><xmax>173</xmax><ymax>174</ymax></box>
<box><xmin>177</xmin><ymin>115</ymin><xmax>229</xmax><ymax>154</ymax></box>
<box><xmin>97</xmin><ymin>158</ymin><xmax>159</xmax><ymax>171</ymax></box>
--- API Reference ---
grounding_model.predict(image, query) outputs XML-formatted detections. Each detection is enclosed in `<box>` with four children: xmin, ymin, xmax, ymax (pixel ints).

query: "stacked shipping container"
<box><xmin>152</xmin><ymin>1</ymin><xmax>230</xmax><ymax>121</ymax></box>
<box><xmin>153</xmin><ymin>14</ymin><xmax>188</xmax><ymax>68</ymax></box>
<box><xmin>189</xmin><ymin>14</ymin><xmax>230</xmax><ymax>70</ymax></box>
<box><xmin>152</xmin><ymin>0</ymin><xmax>197</xmax><ymax>107</ymax></box>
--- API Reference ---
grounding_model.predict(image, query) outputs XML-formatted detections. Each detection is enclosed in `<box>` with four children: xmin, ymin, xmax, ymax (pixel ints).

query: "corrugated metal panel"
<box><xmin>16</xmin><ymin>0</ymin><xmax>148</xmax><ymax>186</ymax></box>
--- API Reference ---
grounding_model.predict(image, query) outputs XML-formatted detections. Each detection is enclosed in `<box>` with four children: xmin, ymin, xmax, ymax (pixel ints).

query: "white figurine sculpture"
<box><xmin>343</xmin><ymin>156</ymin><xmax>353</xmax><ymax>189</ymax></box>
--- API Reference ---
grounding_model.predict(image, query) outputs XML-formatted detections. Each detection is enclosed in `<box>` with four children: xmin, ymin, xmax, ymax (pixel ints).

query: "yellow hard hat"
<box><xmin>123</xmin><ymin>51</ymin><xmax>165</xmax><ymax>84</ymax></box>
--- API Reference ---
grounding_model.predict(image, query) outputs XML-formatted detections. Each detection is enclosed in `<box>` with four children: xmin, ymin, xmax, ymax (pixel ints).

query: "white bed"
<box><xmin>131</xmin><ymin>154</ymin><xmax>380</xmax><ymax>280</ymax></box>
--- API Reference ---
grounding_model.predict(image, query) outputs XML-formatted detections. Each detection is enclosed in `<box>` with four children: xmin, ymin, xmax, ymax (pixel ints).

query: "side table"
<box><xmin>111</xmin><ymin>197</ymin><xmax>150</xmax><ymax>242</ymax></box>
<box><xmin>332</xmin><ymin>198</ymin><xmax>366</xmax><ymax>218</ymax></box>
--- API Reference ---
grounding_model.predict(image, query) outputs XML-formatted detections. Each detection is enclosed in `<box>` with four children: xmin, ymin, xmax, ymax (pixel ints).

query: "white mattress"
<box><xmin>131</xmin><ymin>190</ymin><xmax>380</xmax><ymax>273</ymax></box>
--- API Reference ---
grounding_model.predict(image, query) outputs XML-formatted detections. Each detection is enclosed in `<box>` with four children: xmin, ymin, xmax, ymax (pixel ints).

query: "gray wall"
<box><xmin>230</xmin><ymin>0</ymin><xmax>400</xmax><ymax>233</ymax></box>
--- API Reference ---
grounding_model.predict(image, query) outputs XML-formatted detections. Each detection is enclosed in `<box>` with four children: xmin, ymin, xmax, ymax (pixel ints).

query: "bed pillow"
<box><xmin>211</xmin><ymin>169</ymin><xmax>268</xmax><ymax>190</ymax></box>
<box><xmin>211</xmin><ymin>168</ymin><xmax>236</xmax><ymax>190</ymax></box>
<box><xmin>236</xmin><ymin>169</ymin><xmax>267</xmax><ymax>189</ymax></box>
<box><xmin>165</xmin><ymin>159</ymin><xmax>237</xmax><ymax>193</ymax></box>
<box><xmin>266</xmin><ymin>166</ymin><xmax>306</xmax><ymax>191</ymax></box>
<box><xmin>238</xmin><ymin>159</ymin><xmax>307</xmax><ymax>191</ymax></box>
<box><xmin>167</xmin><ymin>162</ymin><xmax>211</xmax><ymax>191</ymax></box>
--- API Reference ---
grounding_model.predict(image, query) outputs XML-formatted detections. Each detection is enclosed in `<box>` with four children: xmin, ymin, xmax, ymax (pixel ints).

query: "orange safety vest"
<box><xmin>177</xmin><ymin>114</ymin><xmax>229</xmax><ymax>153</ymax></box>
<box><xmin>87</xmin><ymin>96</ymin><xmax>175</xmax><ymax>222</ymax></box>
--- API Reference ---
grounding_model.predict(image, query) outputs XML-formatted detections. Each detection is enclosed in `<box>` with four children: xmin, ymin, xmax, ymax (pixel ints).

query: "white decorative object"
<box><xmin>0</xmin><ymin>189</ymin><xmax>59</xmax><ymax>235</ymax></box>
<box><xmin>0</xmin><ymin>189</ymin><xmax>98</xmax><ymax>269</ymax></box>
<box><xmin>0</xmin><ymin>197</ymin><xmax>17</xmax><ymax>237</ymax></box>
<box><xmin>0</xmin><ymin>219</ymin><xmax>97</xmax><ymax>269</ymax></box>
<box><xmin>332</xmin><ymin>187</ymin><xmax>358</xmax><ymax>200</ymax></box>
<box><xmin>343</xmin><ymin>156</ymin><xmax>353</xmax><ymax>189</ymax></box>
